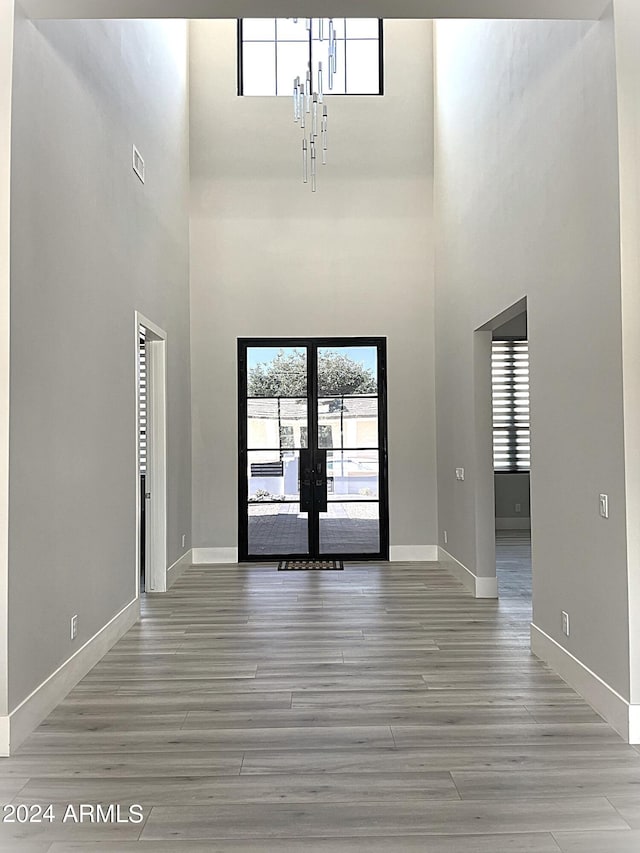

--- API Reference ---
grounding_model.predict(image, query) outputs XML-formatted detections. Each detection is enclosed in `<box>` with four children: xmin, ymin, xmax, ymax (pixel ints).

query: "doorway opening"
<box><xmin>138</xmin><ymin>328</ymin><xmax>148</xmax><ymax>591</ymax></box>
<box><xmin>490</xmin><ymin>307</ymin><xmax>532</xmax><ymax>604</ymax></box>
<box><xmin>238</xmin><ymin>338</ymin><xmax>389</xmax><ymax>562</ymax></box>
<box><xmin>135</xmin><ymin>312</ymin><xmax>168</xmax><ymax>593</ymax></box>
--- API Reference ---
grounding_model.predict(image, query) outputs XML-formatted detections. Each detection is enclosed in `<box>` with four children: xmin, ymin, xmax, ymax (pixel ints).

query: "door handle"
<box><xmin>314</xmin><ymin>450</ymin><xmax>328</xmax><ymax>513</ymax></box>
<box><xmin>300</xmin><ymin>449</ymin><xmax>313</xmax><ymax>512</ymax></box>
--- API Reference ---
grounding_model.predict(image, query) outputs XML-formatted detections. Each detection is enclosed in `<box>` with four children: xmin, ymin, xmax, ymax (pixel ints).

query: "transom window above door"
<box><xmin>238</xmin><ymin>18</ymin><xmax>384</xmax><ymax>96</ymax></box>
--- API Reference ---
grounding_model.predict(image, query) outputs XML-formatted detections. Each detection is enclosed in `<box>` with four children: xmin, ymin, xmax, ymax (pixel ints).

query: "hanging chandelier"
<box><xmin>291</xmin><ymin>18</ymin><xmax>337</xmax><ymax>191</ymax></box>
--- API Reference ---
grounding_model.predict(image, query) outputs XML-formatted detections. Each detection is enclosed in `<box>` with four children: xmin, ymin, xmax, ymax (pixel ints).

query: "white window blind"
<box><xmin>492</xmin><ymin>340</ymin><xmax>530</xmax><ymax>472</ymax></box>
<box><xmin>139</xmin><ymin>326</ymin><xmax>147</xmax><ymax>475</ymax></box>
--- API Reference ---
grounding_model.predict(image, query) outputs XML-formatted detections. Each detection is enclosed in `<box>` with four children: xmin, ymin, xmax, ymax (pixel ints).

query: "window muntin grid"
<box><xmin>239</xmin><ymin>18</ymin><xmax>383</xmax><ymax>97</ymax></box>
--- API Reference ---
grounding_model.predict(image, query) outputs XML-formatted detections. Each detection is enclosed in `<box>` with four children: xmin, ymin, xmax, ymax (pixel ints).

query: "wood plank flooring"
<box><xmin>0</xmin><ymin>541</ymin><xmax>639</xmax><ymax>851</ymax></box>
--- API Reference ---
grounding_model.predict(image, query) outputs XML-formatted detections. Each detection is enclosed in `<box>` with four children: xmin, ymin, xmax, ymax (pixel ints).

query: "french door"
<box><xmin>238</xmin><ymin>338</ymin><xmax>389</xmax><ymax>561</ymax></box>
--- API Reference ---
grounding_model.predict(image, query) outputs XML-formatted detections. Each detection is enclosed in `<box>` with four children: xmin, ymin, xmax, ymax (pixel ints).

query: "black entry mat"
<box><xmin>278</xmin><ymin>560</ymin><xmax>344</xmax><ymax>571</ymax></box>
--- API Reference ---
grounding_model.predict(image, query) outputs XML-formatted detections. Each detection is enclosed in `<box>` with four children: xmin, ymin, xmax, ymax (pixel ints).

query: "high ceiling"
<box><xmin>20</xmin><ymin>0</ymin><xmax>611</xmax><ymax>21</ymax></box>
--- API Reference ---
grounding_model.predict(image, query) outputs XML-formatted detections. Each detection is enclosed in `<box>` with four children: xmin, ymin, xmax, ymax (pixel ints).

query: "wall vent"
<box><xmin>132</xmin><ymin>145</ymin><xmax>145</xmax><ymax>184</ymax></box>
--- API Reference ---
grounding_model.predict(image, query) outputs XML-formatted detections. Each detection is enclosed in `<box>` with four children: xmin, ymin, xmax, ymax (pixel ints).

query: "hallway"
<box><xmin>0</xmin><ymin>560</ymin><xmax>639</xmax><ymax>849</ymax></box>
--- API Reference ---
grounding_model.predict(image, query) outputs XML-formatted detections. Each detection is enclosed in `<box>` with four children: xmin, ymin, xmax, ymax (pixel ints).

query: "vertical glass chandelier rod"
<box><xmin>311</xmin><ymin>140</ymin><xmax>317</xmax><ymax>192</ymax></box>
<box><xmin>328</xmin><ymin>21</ymin><xmax>334</xmax><ymax>90</ymax></box>
<box><xmin>302</xmin><ymin>139</ymin><xmax>308</xmax><ymax>183</ymax></box>
<box><xmin>293</xmin><ymin>77</ymin><xmax>300</xmax><ymax>121</ymax></box>
<box><xmin>322</xmin><ymin>106</ymin><xmax>328</xmax><ymax>165</ymax></box>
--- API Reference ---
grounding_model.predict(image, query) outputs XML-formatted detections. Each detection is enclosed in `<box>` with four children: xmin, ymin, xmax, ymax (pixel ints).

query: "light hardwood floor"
<box><xmin>0</xmin><ymin>544</ymin><xmax>639</xmax><ymax>851</ymax></box>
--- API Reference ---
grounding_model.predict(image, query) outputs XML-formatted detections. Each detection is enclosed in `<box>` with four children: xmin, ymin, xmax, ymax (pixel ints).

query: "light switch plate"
<box><xmin>455</xmin><ymin>468</ymin><xmax>465</xmax><ymax>481</ymax></box>
<box><xmin>599</xmin><ymin>494</ymin><xmax>609</xmax><ymax>519</ymax></box>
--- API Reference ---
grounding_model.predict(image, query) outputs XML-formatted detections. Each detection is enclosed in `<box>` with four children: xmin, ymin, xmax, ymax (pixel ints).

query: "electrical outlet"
<box><xmin>70</xmin><ymin>614</ymin><xmax>78</xmax><ymax>641</ymax></box>
<box><xmin>562</xmin><ymin>611</ymin><xmax>570</xmax><ymax>637</ymax></box>
<box><xmin>181</xmin><ymin>534</ymin><xmax>186</xmax><ymax>549</ymax></box>
<box><xmin>599</xmin><ymin>494</ymin><xmax>609</xmax><ymax>519</ymax></box>
<box><xmin>443</xmin><ymin>530</ymin><xmax>448</xmax><ymax>545</ymax></box>
<box><xmin>455</xmin><ymin>467</ymin><xmax>465</xmax><ymax>481</ymax></box>
<box><xmin>515</xmin><ymin>503</ymin><xmax>521</xmax><ymax>513</ymax></box>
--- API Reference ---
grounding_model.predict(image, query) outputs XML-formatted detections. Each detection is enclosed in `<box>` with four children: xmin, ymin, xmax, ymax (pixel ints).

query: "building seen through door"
<box><xmin>238</xmin><ymin>338</ymin><xmax>389</xmax><ymax>561</ymax></box>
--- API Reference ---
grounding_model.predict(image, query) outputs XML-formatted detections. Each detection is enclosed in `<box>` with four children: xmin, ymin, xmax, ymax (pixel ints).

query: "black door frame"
<box><xmin>238</xmin><ymin>337</ymin><xmax>390</xmax><ymax>562</ymax></box>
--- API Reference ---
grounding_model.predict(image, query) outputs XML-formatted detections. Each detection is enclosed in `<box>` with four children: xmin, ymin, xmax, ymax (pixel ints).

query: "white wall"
<box><xmin>0</xmin><ymin>0</ymin><xmax>14</xmax><ymax>726</ymax></box>
<box><xmin>495</xmin><ymin>473</ymin><xmax>530</xmax><ymax>525</ymax></box>
<box><xmin>613</xmin><ymin>0</ymin><xmax>640</xmax><ymax>725</ymax></box>
<box><xmin>8</xmin><ymin>10</ymin><xmax>191</xmax><ymax>713</ymax></box>
<box><xmin>434</xmin><ymin>15</ymin><xmax>629</xmax><ymax>698</ymax></box>
<box><xmin>189</xmin><ymin>19</ymin><xmax>437</xmax><ymax>557</ymax></box>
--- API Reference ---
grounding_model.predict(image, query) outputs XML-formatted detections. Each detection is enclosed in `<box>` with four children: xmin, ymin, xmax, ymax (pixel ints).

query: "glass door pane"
<box><xmin>319</xmin><ymin>502</ymin><xmax>380</xmax><ymax>555</ymax></box>
<box><xmin>247</xmin><ymin>450</ymin><xmax>309</xmax><ymax>556</ymax></box>
<box><xmin>244</xmin><ymin>345</ymin><xmax>310</xmax><ymax>557</ymax></box>
<box><xmin>316</xmin><ymin>345</ymin><xmax>382</xmax><ymax>556</ymax></box>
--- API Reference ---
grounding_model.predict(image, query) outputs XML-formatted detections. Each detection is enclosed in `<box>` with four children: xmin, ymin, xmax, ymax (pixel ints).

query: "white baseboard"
<box><xmin>630</xmin><ymin>705</ymin><xmax>640</xmax><ymax>744</ymax></box>
<box><xmin>438</xmin><ymin>547</ymin><xmax>475</xmax><ymax>594</ymax></box>
<box><xmin>167</xmin><ymin>548</ymin><xmax>192</xmax><ymax>588</ymax></box>
<box><xmin>192</xmin><ymin>547</ymin><xmax>440</xmax><ymax>565</ymax></box>
<box><xmin>0</xmin><ymin>717</ymin><xmax>8</xmax><ymax>755</ymax></box>
<box><xmin>0</xmin><ymin>597</ymin><xmax>139</xmax><ymax>756</ymax></box>
<box><xmin>476</xmin><ymin>575</ymin><xmax>499</xmax><ymax>597</ymax></box>
<box><xmin>531</xmin><ymin>622</ymin><xmax>638</xmax><ymax>743</ymax></box>
<box><xmin>438</xmin><ymin>547</ymin><xmax>498</xmax><ymax>599</ymax></box>
<box><xmin>389</xmin><ymin>545</ymin><xmax>438</xmax><ymax>562</ymax></box>
<box><xmin>495</xmin><ymin>517</ymin><xmax>531</xmax><ymax>530</ymax></box>
<box><xmin>192</xmin><ymin>547</ymin><xmax>238</xmax><ymax>565</ymax></box>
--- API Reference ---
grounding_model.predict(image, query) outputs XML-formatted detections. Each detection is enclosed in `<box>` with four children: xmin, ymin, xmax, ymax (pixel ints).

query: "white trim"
<box><xmin>192</xmin><ymin>547</ymin><xmax>440</xmax><ymax>565</ymax></box>
<box><xmin>137</xmin><ymin>313</ymin><xmax>165</xmax><ymax>342</ymax></box>
<box><xmin>167</xmin><ymin>548</ymin><xmax>192</xmax><ymax>589</ymax></box>
<box><xmin>473</xmin><ymin>330</ymin><xmax>497</xmax><ymax>580</ymax></box>
<box><xmin>496</xmin><ymin>517</ymin><xmax>531</xmax><ymax>530</ymax></box>
<box><xmin>476</xmin><ymin>575</ymin><xmax>499</xmax><ymax>597</ymax></box>
<box><xmin>531</xmin><ymin>622</ymin><xmax>639</xmax><ymax>743</ymax></box>
<box><xmin>0</xmin><ymin>0</ymin><xmax>15</xmax><ymax>726</ymax></box>
<box><xmin>192</xmin><ymin>547</ymin><xmax>239</xmax><ymax>564</ymax></box>
<box><xmin>0</xmin><ymin>717</ymin><xmax>7</xmax><ymax>755</ymax></box>
<box><xmin>0</xmin><ymin>598</ymin><xmax>139</xmax><ymax>756</ymax></box>
<box><xmin>630</xmin><ymin>704</ymin><xmax>640</xmax><ymax>744</ymax></box>
<box><xmin>438</xmin><ymin>546</ymin><xmax>476</xmax><ymax>594</ymax></box>
<box><xmin>389</xmin><ymin>545</ymin><xmax>438</xmax><ymax>562</ymax></box>
<box><xmin>147</xmin><ymin>339</ymin><xmax>167</xmax><ymax>592</ymax></box>
<box><xmin>438</xmin><ymin>547</ymin><xmax>498</xmax><ymax>598</ymax></box>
